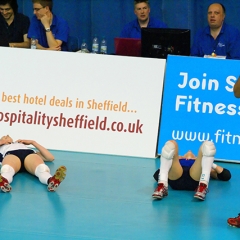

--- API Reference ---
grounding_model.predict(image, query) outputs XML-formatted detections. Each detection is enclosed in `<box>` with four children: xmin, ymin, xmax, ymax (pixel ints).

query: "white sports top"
<box><xmin>0</xmin><ymin>142</ymin><xmax>34</xmax><ymax>158</ymax></box>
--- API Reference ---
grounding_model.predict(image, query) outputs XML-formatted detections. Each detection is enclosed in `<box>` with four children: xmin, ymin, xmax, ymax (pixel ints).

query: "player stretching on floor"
<box><xmin>0</xmin><ymin>135</ymin><xmax>66</xmax><ymax>192</ymax></box>
<box><xmin>152</xmin><ymin>140</ymin><xmax>231</xmax><ymax>200</ymax></box>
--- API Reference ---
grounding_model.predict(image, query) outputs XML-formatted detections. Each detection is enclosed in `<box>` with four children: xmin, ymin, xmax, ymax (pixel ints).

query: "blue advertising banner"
<box><xmin>158</xmin><ymin>55</ymin><xmax>240</xmax><ymax>162</ymax></box>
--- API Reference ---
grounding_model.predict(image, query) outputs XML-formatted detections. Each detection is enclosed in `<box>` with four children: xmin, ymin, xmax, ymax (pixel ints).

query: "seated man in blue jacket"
<box><xmin>120</xmin><ymin>0</ymin><xmax>167</xmax><ymax>39</ymax></box>
<box><xmin>191</xmin><ymin>3</ymin><xmax>240</xmax><ymax>59</ymax></box>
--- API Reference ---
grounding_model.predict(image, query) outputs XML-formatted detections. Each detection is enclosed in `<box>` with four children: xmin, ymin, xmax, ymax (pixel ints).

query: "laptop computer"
<box><xmin>114</xmin><ymin>37</ymin><xmax>141</xmax><ymax>57</ymax></box>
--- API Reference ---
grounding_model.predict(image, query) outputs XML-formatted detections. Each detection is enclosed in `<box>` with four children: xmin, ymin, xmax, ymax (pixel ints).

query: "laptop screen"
<box><xmin>114</xmin><ymin>38</ymin><xmax>141</xmax><ymax>57</ymax></box>
<box><xmin>141</xmin><ymin>28</ymin><xmax>190</xmax><ymax>59</ymax></box>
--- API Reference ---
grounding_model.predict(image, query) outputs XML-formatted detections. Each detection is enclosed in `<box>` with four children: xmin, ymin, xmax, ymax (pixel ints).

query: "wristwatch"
<box><xmin>45</xmin><ymin>28</ymin><xmax>51</xmax><ymax>32</ymax></box>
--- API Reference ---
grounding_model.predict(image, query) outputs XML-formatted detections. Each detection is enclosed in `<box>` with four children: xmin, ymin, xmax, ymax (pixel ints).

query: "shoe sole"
<box><xmin>152</xmin><ymin>194</ymin><xmax>168</xmax><ymax>200</ymax></box>
<box><xmin>48</xmin><ymin>166</ymin><xmax>67</xmax><ymax>192</ymax></box>
<box><xmin>228</xmin><ymin>224</ymin><xmax>240</xmax><ymax>228</ymax></box>
<box><xmin>152</xmin><ymin>195</ymin><xmax>164</xmax><ymax>199</ymax></box>
<box><xmin>194</xmin><ymin>195</ymin><xmax>205</xmax><ymax>201</ymax></box>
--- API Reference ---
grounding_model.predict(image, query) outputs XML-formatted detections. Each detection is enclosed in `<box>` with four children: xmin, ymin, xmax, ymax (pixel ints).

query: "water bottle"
<box><xmin>100</xmin><ymin>36</ymin><xmax>107</xmax><ymax>54</ymax></box>
<box><xmin>92</xmin><ymin>35</ymin><xmax>99</xmax><ymax>54</ymax></box>
<box><xmin>81</xmin><ymin>39</ymin><xmax>88</xmax><ymax>53</ymax></box>
<box><xmin>31</xmin><ymin>37</ymin><xmax>37</xmax><ymax>49</ymax></box>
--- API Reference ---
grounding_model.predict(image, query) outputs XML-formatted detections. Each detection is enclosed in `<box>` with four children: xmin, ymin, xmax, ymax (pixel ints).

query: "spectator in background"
<box><xmin>28</xmin><ymin>0</ymin><xmax>69</xmax><ymax>51</ymax></box>
<box><xmin>120</xmin><ymin>0</ymin><xmax>167</xmax><ymax>39</ymax></box>
<box><xmin>0</xmin><ymin>0</ymin><xmax>30</xmax><ymax>48</ymax></box>
<box><xmin>191</xmin><ymin>3</ymin><xmax>240</xmax><ymax>59</ymax></box>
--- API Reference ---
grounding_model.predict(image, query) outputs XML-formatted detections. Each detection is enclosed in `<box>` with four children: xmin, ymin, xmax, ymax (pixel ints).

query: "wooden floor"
<box><xmin>1</xmin><ymin>150</ymin><xmax>240</xmax><ymax>239</ymax></box>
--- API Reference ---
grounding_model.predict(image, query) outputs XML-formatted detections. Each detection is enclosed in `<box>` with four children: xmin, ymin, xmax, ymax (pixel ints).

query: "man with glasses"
<box><xmin>27</xmin><ymin>0</ymin><xmax>69</xmax><ymax>51</ymax></box>
<box><xmin>0</xmin><ymin>0</ymin><xmax>30</xmax><ymax>48</ymax></box>
<box><xmin>120</xmin><ymin>0</ymin><xmax>167</xmax><ymax>39</ymax></box>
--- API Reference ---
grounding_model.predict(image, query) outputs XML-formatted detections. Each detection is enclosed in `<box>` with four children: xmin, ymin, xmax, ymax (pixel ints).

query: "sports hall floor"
<box><xmin>1</xmin><ymin>150</ymin><xmax>240</xmax><ymax>239</ymax></box>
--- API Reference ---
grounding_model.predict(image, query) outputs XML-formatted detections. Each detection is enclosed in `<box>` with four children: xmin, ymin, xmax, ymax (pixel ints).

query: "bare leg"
<box><xmin>158</xmin><ymin>140</ymin><xmax>183</xmax><ymax>182</ymax></box>
<box><xmin>189</xmin><ymin>146</ymin><xmax>203</xmax><ymax>181</ymax></box>
<box><xmin>190</xmin><ymin>141</ymin><xmax>216</xmax><ymax>200</ymax></box>
<box><xmin>24</xmin><ymin>154</ymin><xmax>67</xmax><ymax>192</ymax></box>
<box><xmin>24</xmin><ymin>154</ymin><xmax>52</xmax><ymax>185</ymax></box>
<box><xmin>24</xmin><ymin>153</ymin><xmax>46</xmax><ymax>175</ymax></box>
<box><xmin>190</xmin><ymin>141</ymin><xmax>216</xmax><ymax>184</ymax></box>
<box><xmin>168</xmin><ymin>141</ymin><xmax>183</xmax><ymax>180</ymax></box>
<box><xmin>2</xmin><ymin>155</ymin><xmax>21</xmax><ymax>174</ymax></box>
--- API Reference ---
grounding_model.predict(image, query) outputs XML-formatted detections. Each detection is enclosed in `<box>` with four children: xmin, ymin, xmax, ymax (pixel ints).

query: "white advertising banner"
<box><xmin>0</xmin><ymin>47</ymin><xmax>165</xmax><ymax>158</ymax></box>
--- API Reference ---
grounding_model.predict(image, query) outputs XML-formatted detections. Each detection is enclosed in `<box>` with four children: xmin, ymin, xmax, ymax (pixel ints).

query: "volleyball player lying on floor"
<box><xmin>152</xmin><ymin>140</ymin><xmax>231</xmax><ymax>201</ymax></box>
<box><xmin>0</xmin><ymin>135</ymin><xmax>66</xmax><ymax>193</ymax></box>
